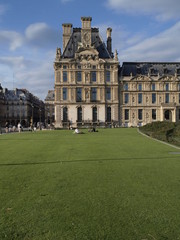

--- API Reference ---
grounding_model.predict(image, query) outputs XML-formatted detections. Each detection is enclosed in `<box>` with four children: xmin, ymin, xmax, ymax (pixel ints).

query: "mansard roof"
<box><xmin>62</xmin><ymin>28</ymin><xmax>111</xmax><ymax>59</ymax></box>
<box><xmin>121</xmin><ymin>62</ymin><xmax>180</xmax><ymax>76</ymax></box>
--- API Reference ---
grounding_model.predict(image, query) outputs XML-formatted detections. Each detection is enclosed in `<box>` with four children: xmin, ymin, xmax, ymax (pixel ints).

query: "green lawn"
<box><xmin>0</xmin><ymin>128</ymin><xmax>180</xmax><ymax>240</ymax></box>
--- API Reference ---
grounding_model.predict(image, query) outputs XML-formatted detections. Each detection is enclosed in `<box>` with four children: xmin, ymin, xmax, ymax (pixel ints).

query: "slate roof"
<box><xmin>121</xmin><ymin>62</ymin><xmax>180</xmax><ymax>76</ymax></box>
<box><xmin>62</xmin><ymin>28</ymin><xmax>111</xmax><ymax>59</ymax></box>
<box><xmin>3</xmin><ymin>88</ymin><xmax>43</xmax><ymax>103</ymax></box>
<box><xmin>3</xmin><ymin>89</ymin><xmax>26</xmax><ymax>101</ymax></box>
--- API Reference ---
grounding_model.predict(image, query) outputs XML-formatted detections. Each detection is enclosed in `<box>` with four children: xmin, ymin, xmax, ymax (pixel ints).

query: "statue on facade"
<box><xmin>85</xmin><ymin>88</ymin><xmax>90</xmax><ymax>99</ymax></box>
<box><xmin>56</xmin><ymin>48</ymin><xmax>61</xmax><ymax>60</ymax></box>
<box><xmin>114</xmin><ymin>50</ymin><xmax>118</xmax><ymax>61</ymax></box>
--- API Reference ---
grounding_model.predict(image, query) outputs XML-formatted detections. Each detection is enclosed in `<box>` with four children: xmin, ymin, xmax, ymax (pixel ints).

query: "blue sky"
<box><xmin>0</xmin><ymin>0</ymin><xmax>180</xmax><ymax>100</ymax></box>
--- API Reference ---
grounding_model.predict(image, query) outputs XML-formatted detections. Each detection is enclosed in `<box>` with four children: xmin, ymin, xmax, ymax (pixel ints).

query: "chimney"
<box><xmin>62</xmin><ymin>23</ymin><xmax>72</xmax><ymax>52</ymax></box>
<box><xmin>107</xmin><ymin>27</ymin><xmax>112</xmax><ymax>55</ymax></box>
<box><xmin>81</xmin><ymin>17</ymin><xmax>92</xmax><ymax>47</ymax></box>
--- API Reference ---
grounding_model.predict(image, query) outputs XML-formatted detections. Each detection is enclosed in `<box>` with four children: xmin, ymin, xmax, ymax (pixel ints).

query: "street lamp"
<box><xmin>31</xmin><ymin>104</ymin><xmax>34</xmax><ymax>127</ymax></box>
<box><xmin>19</xmin><ymin>97</ymin><xmax>22</xmax><ymax>124</ymax></box>
<box><xmin>39</xmin><ymin>108</ymin><xmax>42</xmax><ymax>130</ymax></box>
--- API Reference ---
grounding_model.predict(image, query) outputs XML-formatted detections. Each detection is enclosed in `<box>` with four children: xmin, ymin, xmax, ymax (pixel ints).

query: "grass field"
<box><xmin>0</xmin><ymin>128</ymin><xmax>180</xmax><ymax>240</ymax></box>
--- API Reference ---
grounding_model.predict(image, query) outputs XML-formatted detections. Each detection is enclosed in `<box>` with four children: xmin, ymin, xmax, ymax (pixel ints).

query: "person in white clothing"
<box><xmin>17</xmin><ymin>123</ymin><xmax>22</xmax><ymax>133</ymax></box>
<box><xmin>74</xmin><ymin>128</ymin><xmax>79</xmax><ymax>134</ymax></box>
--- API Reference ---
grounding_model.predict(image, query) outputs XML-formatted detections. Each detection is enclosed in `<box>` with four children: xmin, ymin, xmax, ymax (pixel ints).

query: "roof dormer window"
<box><xmin>150</xmin><ymin>68</ymin><xmax>155</xmax><ymax>75</ymax></box>
<box><xmin>137</xmin><ymin>67</ymin><xmax>141</xmax><ymax>74</ymax></box>
<box><xmin>164</xmin><ymin>68</ymin><xmax>168</xmax><ymax>74</ymax></box>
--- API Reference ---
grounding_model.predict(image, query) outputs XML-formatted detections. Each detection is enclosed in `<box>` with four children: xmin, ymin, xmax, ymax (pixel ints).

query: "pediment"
<box><xmin>75</xmin><ymin>46</ymin><xmax>99</xmax><ymax>61</ymax></box>
<box><xmin>77</xmin><ymin>48</ymin><xmax>99</xmax><ymax>55</ymax></box>
<box><xmin>159</xmin><ymin>75</ymin><xmax>175</xmax><ymax>81</ymax></box>
<box><xmin>131</xmin><ymin>75</ymin><xmax>152</xmax><ymax>81</ymax></box>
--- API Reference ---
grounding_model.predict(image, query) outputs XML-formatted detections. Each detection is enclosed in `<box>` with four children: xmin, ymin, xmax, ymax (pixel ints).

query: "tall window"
<box><xmin>77</xmin><ymin>72</ymin><xmax>82</xmax><ymax>82</ymax></box>
<box><xmin>91</xmin><ymin>88</ymin><xmax>97</xmax><ymax>101</ymax></box>
<box><xmin>138</xmin><ymin>93</ymin><xmax>142</xmax><ymax>104</ymax></box>
<box><xmin>165</xmin><ymin>93</ymin><xmax>169</xmax><ymax>103</ymax></box>
<box><xmin>125</xmin><ymin>109</ymin><xmax>129</xmax><ymax>120</ymax></box>
<box><xmin>165</xmin><ymin>83</ymin><xmax>169</xmax><ymax>91</ymax></box>
<box><xmin>178</xmin><ymin>83</ymin><xmax>180</xmax><ymax>91</ymax></box>
<box><xmin>91</xmin><ymin>71</ymin><xmax>96</xmax><ymax>82</ymax></box>
<box><xmin>63</xmin><ymin>71</ymin><xmax>67</xmax><ymax>82</ymax></box>
<box><xmin>152</xmin><ymin>109</ymin><xmax>156</xmax><ymax>120</ymax></box>
<box><xmin>138</xmin><ymin>83</ymin><xmax>142</xmax><ymax>91</ymax></box>
<box><xmin>77</xmin><ymin>107</ymin><xmax>82</xmax><ymax>122</ymax></box>
<box><xmin>152</xmin><ymin>93</ymin><xmax>156</xmax><ymax>104</ymax></box>
<box><xmin>63</xmin><ymin>88</ymin><xmax>67</xmax><ymax>100</ymax></box>
<box><xmin>124</xmin><ymin>93</ymin><xmax>129</xmax><ymax>104</ymax></box>
<box><xmin>76</xmin><ymin>88</ymin><xmax>82</xmax><ymax>102</ymax></box>
<box><xmin>63</xmin><ymin>107</ymin><xmax>68</xmax><ymax>122</ymax></box>
<box><xmin>138</xmin><ymin>109</ymin><xmax>143</xmax><ymax>120</ymax></box>
<box><xmin>124</xmin><ymin>83</ymin><xmax>128</xmax><ymax>91</ymax></box>
<box><xmin>106</xmin><ymin>71</ymin><xmax>110</xmax><ymax>82</ymax></box>
<box><xmin>92</xmin><ymin>107</ymin><xmax>97</xmax><ymax>122</ymax></box>
<box><xmin>106</xmin><ymin>88</ymin><xmax>111</xmax><ymax>100</ymax></box>
<box><xmin>152</xmin><ymin>83</ymin><xmax>155</xmax><ymax>91</ymax></box>
<box><xmin>107</xmin><ymin>107</ymin><xmax>111</xmax><ymax>122</ymax></box>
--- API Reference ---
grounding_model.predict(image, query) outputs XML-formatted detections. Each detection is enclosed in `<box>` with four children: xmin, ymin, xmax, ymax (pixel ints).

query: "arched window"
<box><xmin>63</xmin><ymin>107</ymin><xmax>68</xmax><ymax>122</ymax></box>
<box><xmin>77</xmin><ymin>107</ymin><xmax>82</xmax><ymax>122</ymax></box>
<box><xmin>92</xmin><ymin>107</ymin><xmax>97</xmax><ymax>122</ymax></box>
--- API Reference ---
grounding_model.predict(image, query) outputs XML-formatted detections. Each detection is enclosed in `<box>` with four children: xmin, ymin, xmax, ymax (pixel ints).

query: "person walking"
<box><xmin>5</xmin><ymin>122</ymin><xmax>9</xmax><ymax>133</ymax></box>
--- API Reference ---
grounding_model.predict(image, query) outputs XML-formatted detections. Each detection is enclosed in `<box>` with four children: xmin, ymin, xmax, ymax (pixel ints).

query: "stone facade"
<box><xmin>0</xmin><ymin>86</ymin><xmax>45</xmax><ymax>127</ymax></box>
<box><xmin>120</xmin><ymin>63</ymin><xmax>180</xmax><ymax>127</ymax></box>
<box><xmin>54</xmin><ymin>17</ymin><xmax>119</xmax><ymax>128</ymax></box>
<box><xmin>54</xmin><ymin>17</ymin><xmax>180</xmax><ymax>128</ymax></box>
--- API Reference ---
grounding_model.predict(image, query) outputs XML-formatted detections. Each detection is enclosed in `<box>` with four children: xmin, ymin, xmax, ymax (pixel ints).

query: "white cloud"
<box><xmin>0</xmin><ymin>22</ymin><xmax>59</xmax><ymax>99</ymax></box>
<box><xmin>0</xmin><ymin>54</ymin><xmax>54</xmax><ymax>100</ymax></box>
<box><xmin>119</xmin><ymin>21</ymin><xmax>180</xmax><ymax>62</ymax></box>
<box><xmin>107</xmin><ymin>0</ymin><xmax>180</xmax><ymax>21</ymax></box>
<box><xmin>0</xmin><ymin>22</ymin><xmax>59</xmax><ymax>52</ymax></box>
<box><xmin>25</xmin><ymin>23</ymin><xmax>59</xmax><ymax>49</ymax></box>
<box><xmin>0</xmin><ymin>31</ymin><xmax>23</xmax><ymax>51</ymax></box>
<box><xmin>0</xmin><ymin>56</ymin><xmax>27</xmax><ymax>70</ymax></box>
<box><xmin>15</xmin><ymin>61</ymin><xmax>54</xmax><ymax>99</ymax></box>
<box><xmin>96</xmin><ymin>22</ymin><xmax>145</xmax><ymax>52</ymax></box>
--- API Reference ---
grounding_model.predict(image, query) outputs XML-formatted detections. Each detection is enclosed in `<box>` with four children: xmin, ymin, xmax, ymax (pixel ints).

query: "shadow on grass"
<box><xmin>0</xmin><ymin>155</ymin><xmax>179</xmax><ymax>167</ymax></box>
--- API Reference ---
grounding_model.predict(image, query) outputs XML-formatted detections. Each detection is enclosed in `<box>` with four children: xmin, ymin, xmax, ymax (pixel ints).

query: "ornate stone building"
<box><xmin>54</xmin><ymin>17</ymin><xmax>119</xmax><ymax>128</ymax></box>
<box><xmin>0</xmin><ymin>86</ymin><xmax>44</xmax><ymax>127</ymax></box>
<box><xmin>120</xmin><ymin>63</ymin><xmax>180</xmax><ymax>127</ymax></box>
<box><xmin>54</xmin><ymin>17</ymin><xmax>180</xmax><ymax>128</ymax></box>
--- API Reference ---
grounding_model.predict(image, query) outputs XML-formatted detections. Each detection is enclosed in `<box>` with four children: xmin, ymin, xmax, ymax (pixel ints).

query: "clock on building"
<box><xmin>83</xmin><ymin>31</ymin><xmax>90</xmax><ymax>46</ymax></box>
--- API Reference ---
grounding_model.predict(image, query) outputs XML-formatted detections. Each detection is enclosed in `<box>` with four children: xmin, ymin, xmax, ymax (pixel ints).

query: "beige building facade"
<box><xmin>54</xmin><ymin>17</ymin><xmax>180</xmax><ymax>128</ymax></box>
<box><xmin>120</xmin><ymin>63</ymin><xmax>180</xmax><ymax>127</ymax></box>
<box><xmin>54</xmin><ymin>17</ymin><xmax>119</xmax><ymax>128</ymax></box>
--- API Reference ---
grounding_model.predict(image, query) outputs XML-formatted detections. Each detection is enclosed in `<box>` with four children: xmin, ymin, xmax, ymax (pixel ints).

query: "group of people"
<box><xmin>73</xmin><ymin>126</ymin><xmax>98</xmax><ymax>134</ymax></box>
<box><xmin>4</xmin><ymin>122</ymin><xmax>22</xmax><ymax>133</ymax></box>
